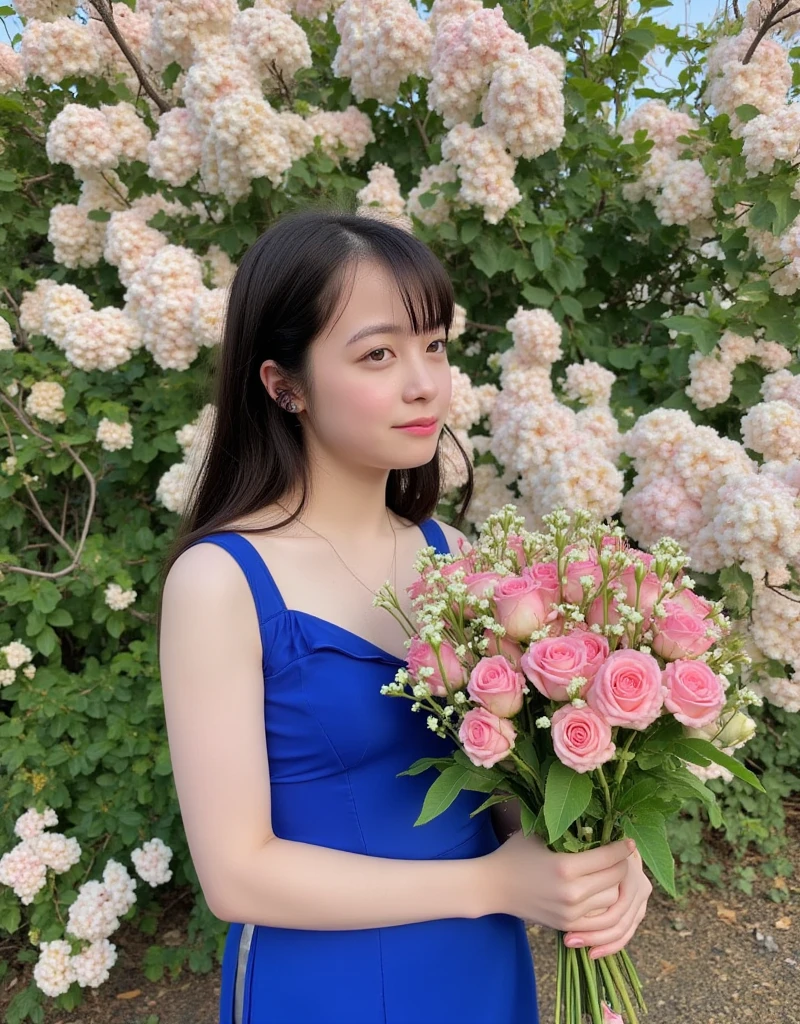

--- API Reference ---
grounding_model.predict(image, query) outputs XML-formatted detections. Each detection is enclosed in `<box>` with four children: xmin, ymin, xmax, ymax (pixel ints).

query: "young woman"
<box><xmin>157</xmin><ymin>208</ymin><xmax>651</xmax><ymax>1024</ymax></box>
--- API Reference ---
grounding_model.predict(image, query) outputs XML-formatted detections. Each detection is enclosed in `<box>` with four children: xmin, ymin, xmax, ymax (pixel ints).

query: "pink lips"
<box><xmin>394</xmin><ymin>419</ymin><xmax>439</xmax><ymax>436</ymax></box>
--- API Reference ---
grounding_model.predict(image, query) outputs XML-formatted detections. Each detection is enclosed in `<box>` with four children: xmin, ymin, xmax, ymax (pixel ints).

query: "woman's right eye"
<box><xmin>365</xmin><ymin>348</ymin><xmax>389</xmax><ymax>362</ymax></box>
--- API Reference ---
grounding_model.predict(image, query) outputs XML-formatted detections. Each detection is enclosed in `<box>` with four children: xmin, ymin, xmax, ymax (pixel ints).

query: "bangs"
<box><xmin>320</xmin><ymin>219</ymin><xmax>456</xmax><ymax>341</ymax></box>
<box><xmin>381</xmin><ymin>240</ymin><xmax>455</xmax><ymax>338</ymax></box>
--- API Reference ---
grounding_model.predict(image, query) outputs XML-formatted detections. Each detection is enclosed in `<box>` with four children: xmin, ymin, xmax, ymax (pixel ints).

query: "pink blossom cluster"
<box><xmin>739</xmin><ymin>105</ymin><xmax>800</xmax><ymax>176</ymax></box>
<box><xmin>19</xmin><ymin>17</ymin><xmax>102</xmax><ymax>84</ymax></box>
<box><xmin>304</xmin><ymin>105</ymin><xmax>375</xmax><ymax>163</ymax></box>
<box><xmin>480</xmin><ymin>46</ymin><xmax>566</xmax><ymax>160</ymax></box>
<box><xmin>619</xmin><ymin>100</ymin><xmax>714</xmax><ymax>230</ymax></box>
<box><xmin>440</xmin><ymin>365</ymin><xmax>485</xmax><ymax>493</ymax></box>
<box><xmin>332</xmin><ymin>0</ymin><xmax>432</xmax><ymax>104</ymax></box>
<box><xmin>482</xmin><ymin>309</ymin><xmax>623</xmax><ymax>527</ymax></box>
<box><xmin>704</xmin><ymin>29</ymin><xmax>791</xmax><ymax>122</ymax></box>
<box><xmin>745</xmin><ymin>0</ymin><xmax>800</xmax><ymax>39</ymax></box>
<box><xmin>356</xmin><ymin>163</ymin><xmax>412</xmax><ymax>233</ymax></box>
<box><xmin>621</xmin><ymin>409</ymin><xmax>756</xmax><ymax>567</ymax></box>
<box><xmin>125</xmin><ymin>244</ymin><xmax>206</xmax><ymax>370</ymax></box>
<box><xmin>441</xmin><ymin>122</ymin><xmax>522</xmax><ymax>225</ymax></box>
<box><xmin>428</xmin><ymin>4</ymin><xmax>527</xmax><ymax>127</ymax></box>
<box><xmin>0</xmin><ymin>41</ymin><xmax>25</xmax><ymax>93</ymax></box>
<box><xmin>45</xmin><ymin>101</ymin><xmax>151</xmax><ymax>177</ymax></box>
<box><xmin>406</xmin><ymin>160</ymin><xmax>462</xmax><ymax>227</ymax></box>
<box><xmin>230</xmin><ymin>0</ymin><xmax>313</xmax><ymax>88</ymax></box>
<box><xmin>741</xmin><ymin>399</ymin><xmax>800</xmax><ymax>462</ymax></box>
<box><xmin>14</xmin><ymin>0</ymin><xmax>76</xmax><ymax>19</ymax></box>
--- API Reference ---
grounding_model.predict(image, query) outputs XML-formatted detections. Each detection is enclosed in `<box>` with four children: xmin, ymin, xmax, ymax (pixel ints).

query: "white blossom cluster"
<box><xmin>0</xmin><ymin>807</ymin><xmax>173</xmax><ymax>997</ymax></box>
<box><xmin>104</xmin><ymin>582</ymin><xmax>137</xmax><ymax>610</ymax></box>
<box><xmin>156</xmin><ymin>403</ymin><xmax>217</xmax><ymax>514</ymax></box>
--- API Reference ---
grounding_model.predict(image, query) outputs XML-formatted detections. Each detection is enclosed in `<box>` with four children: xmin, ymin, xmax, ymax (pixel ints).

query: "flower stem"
<box><xmin>555</xmin><ymin>933</ymin><xmax>564</xmax><ymax>1024</ymax></box>
<box><xmin>579</xmin><ymin>946</ymin><xmax>604</xmax><ymax>1023</ymax></box>
<box><xmin>619</xmin><ymin>948</ymin><xmax>647</xmax><ymax>1012</ymax></box>
<box><xmin>607</xmin><ymin>952</ymin><xmax>639</xmax><ymax>1024</ymax></box>
<box><xmin>597</xmin><ymin>955</ymin><xmax>623</xmax><ymax>1015</ymax></box>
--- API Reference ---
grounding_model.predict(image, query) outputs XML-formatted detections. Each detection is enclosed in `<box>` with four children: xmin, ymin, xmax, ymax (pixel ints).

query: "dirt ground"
<box><xmin>3</xmin><ymin>811</ymin><xmax>800</xmax><ymax>1024</ymax></box>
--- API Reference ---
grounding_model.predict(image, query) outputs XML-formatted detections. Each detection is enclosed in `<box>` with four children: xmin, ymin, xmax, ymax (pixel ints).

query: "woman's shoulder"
<box><xmin>429</xmin><ymin>517</ymin><xmax>470</xmax><ymax>557</ymax></box>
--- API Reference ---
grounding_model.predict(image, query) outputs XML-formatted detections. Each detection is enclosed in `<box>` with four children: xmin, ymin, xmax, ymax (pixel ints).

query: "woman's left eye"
<box><xmin>429</xmin><ymin>338</ymin><xmax>448</xmax><ymax>353</ymax></box>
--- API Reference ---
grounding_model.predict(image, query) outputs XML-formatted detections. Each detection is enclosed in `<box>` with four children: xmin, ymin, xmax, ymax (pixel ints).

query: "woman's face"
<box><xmin>301</xmin><ymin>260</ymin><xmax>453</xmax><ymax>472</ymax></box>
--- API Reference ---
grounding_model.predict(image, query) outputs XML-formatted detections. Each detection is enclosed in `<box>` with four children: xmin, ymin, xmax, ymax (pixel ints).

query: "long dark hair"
<box><xmin>156</xmin><ymin>205</ymin><xmax>473</xmax><ymax>642</ymax></box>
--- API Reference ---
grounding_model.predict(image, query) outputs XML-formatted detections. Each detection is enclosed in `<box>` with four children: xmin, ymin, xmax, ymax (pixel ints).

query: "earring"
<box><xmin>276</xmin><ymin>389</ymin><xmax>299</xmax><ymax>414</ymax></box>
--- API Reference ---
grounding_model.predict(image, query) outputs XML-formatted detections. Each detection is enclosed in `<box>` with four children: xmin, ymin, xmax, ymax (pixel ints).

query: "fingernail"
<box><xmin>590</xmin><ymin>950</ymin><xmax>602</xmax><ymax>960</ymax></box>
<box><xmin>565</xmin><ymin>938</ymin><xmax>583</xmax><ymax>947</ymax></box>
<box><xmin>626</xmin><ymin>839</ymin><xmax>636</xmax><ymax>853</ymax></box>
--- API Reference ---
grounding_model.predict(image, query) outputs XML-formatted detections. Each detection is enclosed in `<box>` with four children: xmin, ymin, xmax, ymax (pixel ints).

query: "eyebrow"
<box><xmin>346</xmin><ymin>323</ymin><xmax>406</xmax><ymax>346</ymax></box>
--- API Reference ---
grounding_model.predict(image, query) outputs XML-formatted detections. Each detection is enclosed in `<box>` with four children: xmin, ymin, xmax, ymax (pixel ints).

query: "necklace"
<box><xmin>278</xmin><ymin>503</ymin><xmax>397</xmax><ymax>598</ymax></box>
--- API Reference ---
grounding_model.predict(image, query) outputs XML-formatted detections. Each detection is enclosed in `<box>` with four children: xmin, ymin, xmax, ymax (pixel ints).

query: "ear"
<box><xmin>259</xmin><ymin>360</ymin><xmax>306</xmax><ymax>413</ymax></box>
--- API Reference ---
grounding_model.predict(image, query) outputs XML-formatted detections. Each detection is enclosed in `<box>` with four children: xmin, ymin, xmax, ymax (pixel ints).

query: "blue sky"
<box><xmin>3</xmin><ymin>1</ymin><xmax>730</xmax><ymax>50</ymax></box>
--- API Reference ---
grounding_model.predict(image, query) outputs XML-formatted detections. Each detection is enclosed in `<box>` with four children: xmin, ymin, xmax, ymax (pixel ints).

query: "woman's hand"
<box><xmin>562</xmin><ymin>848</ymin><xmax>652</xmax><ymax>959</ymax></box>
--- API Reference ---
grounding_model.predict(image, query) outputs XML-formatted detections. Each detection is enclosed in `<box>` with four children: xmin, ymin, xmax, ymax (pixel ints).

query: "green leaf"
<box><xmin>616</xmin><ymin>775</ymin><xmax>664</xmax><ymax>813</ymax></box>
<box><xmin>544</xmin><ymin>760</ymin><xmax>593</xmax><ymax>844</ymax></box>
<box><xmin>531</xmin><ymin>236</ymin><xmax>554</xmax><ymax>272</ymax></box>
<box><xmin>734</xmin><ymin>104</ymin><xmax>761</xmax><ymax>123</ymax></box>
<box><xmin>521</xmin><ymin>284</ymin><xmax>554</xmax><ymax>307</ymax></box>
<box><xmin>162</xmin><ymin>62</ymin><xmax>183</xmax><ymax>89</ymax></box>
<box><xmin>660</xmin><ymin>315</ymin><xmax>718</xmax><ymax>353</ymax></box>
<box><xmin>559</xmin><ymin>295</ymin><xmax>584</xmax><ymax>321</ymax></box>
<box><xmin>32</xmin><ymin>581</ymin><xmax>61</xmax><ymax>614</ymax></box>
<box><xmin>520</xmin><ymin>801</ymin><xmax>538</xmax><ymax>837</ymax></box>
<box><xmin>469</xmin><ymin>792</ymin><xmax>516</xmax><ymax>818</ymax></box>
<box><xmin>417</xmin><ymin>191</ymin><xmax>438</xmax><ymax>209</ymax></box>
<box><xmin>396</xmin><ymin>757</ymin><xmax>453</xmax><ymax>779</ymax></box>
<box><xmin>414</xmin><ymin>765</ymin><xmax>474</xmax><ymax>825</ymax></box>
<box><xmin>621</xmin><ymin>811</ymin><xmax>676</xmax><ymax>898</ymax></box>
<box><xmin>673</xmin><ymin>738</ymin><xmax>766</xmax><ymax>793</ymax></box>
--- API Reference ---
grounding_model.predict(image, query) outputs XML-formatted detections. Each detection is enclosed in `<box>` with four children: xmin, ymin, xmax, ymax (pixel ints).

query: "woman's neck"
<box><xmin>282</xmin><ymin>464</ymin><xmax>396</xmax><ymax>541</ymax></box>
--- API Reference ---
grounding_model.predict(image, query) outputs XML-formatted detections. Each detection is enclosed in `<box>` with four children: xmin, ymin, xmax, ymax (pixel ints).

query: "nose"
<box><xmin>401</xmin><ymin>352</ymin><xmax>440</xmax><ymax>404</ymax></box>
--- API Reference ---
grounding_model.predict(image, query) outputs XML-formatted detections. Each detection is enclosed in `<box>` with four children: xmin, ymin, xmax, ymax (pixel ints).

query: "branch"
<box><xmin>0</xmin><ymin>390</ymin><xmax>98</xmax><ymax>579</ymax></box>
<box><xmin>465</xmin><ymin>319</ymin><xmax>504</xmax><ymax>333</ymax></box>
<box><xmin>743</xmin><ymin>0</ymin><xmax>796</xmax><ymax>63</ymax></box>
<box><xmin>86</xmin><ymin>0</ymin><xmax>172</xmax><ymax>114</ymax></box>
<box><xmin>766</xmin><ymin>583</ymin><xmax>800</xmax><ymax>603</ymax></box>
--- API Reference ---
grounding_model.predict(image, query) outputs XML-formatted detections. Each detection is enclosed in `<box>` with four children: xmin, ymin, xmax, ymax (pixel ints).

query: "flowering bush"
<box><xmin>1</xmin><ymin>0</ymin><xmax>800</xmax><ymax>1015</ymax></box>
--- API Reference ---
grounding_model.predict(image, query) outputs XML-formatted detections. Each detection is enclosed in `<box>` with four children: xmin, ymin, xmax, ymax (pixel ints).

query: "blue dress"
<box><xmin>190</xmin><ymin>519</ymin><xmax>538</xmax><ymax>1024</ymax></box>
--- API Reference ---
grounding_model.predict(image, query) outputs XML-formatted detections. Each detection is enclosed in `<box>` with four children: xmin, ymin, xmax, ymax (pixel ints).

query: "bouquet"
<box><xmin>376</xmin><ymin>506</ymin><xmax>765</xmax><ymax>1024</ymax></box>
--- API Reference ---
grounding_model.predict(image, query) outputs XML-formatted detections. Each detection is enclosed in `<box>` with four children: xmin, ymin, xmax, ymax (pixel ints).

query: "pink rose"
<box><xmin>563</xmin><ymin>559</ymin><xmax>603</xmax><ymax>604</ymax></box>
<box><xmin>524</xmin><ymin>561</ymin><xmax>560</xmax><ymax>603</ymax></box>
<box><xmin>586</xmin><ymin>649</ymin><xmax>666</xmax><ymax>730</ymax></box>
<box><xmin>520</xmin><ymin>635</ymin><xmax>589</xmax><ymax>702</ymax></box>
<box><xmin>492</xmin><ymin>575</ymin><xmax>554</xmax><ymax>642</ymax></box>
<box><xmin>671</xmin><ymin>586</ymin><xmax>714</xmax><ymax>619</ymax></box>
<box><xmin>482</xmin><ymin>630</ymin><xmax>524</xmax><ymax>670</ymax></box>
<box><xmin>441</xmin><ymin>556</ymin><xmax>475</xmax><ymax>579</ymax></box>
<box><xmin>406</xmin><ymin>637</ymin><xmax>468</xmax><ymax>697</ymax></box>
<box><xmin>651</xmin><ymin>599</ymin><xmax>716</xmax><ymax>661</ymax></box>
<box><xmin>551</xmin><ymin>704</ymin><xmax>616</xmax><ymax>774</ymax></box>
<box><xmin>463</xmin><ymin>572</ymin><xmax>505</xmax><ymax>619</ymax></box>
<box><xmin>506</xmin><ymin>533</ymin><xmax>527</xmax><ymax>567</ymax></box>
<box><xmin>618</xmin><ymin>563</ymin><xmax>662</xmax><ymax>625</ymax></box>
<box><xmin>662</xmin><ymin>659</ymin><xmax>726</xmax><ymax>728</ymax></box>
<box><xmin>569</xmin><ymin>626</ymin><xmax>610</xmax><ymax>684</ymax></box>
<box><xmin>407</xmin><ymin>571</ymin><xmax>434</xmax><ymax>602</ymax></box>
<box><xmin>467</xmin><ymin>655</ymin><xmax>526</xmax><ymax>719</ymax></box>
<box><xmin>459</xmin><ymin>707</ymin><xmax>517</xmax><ymax>768</ymax></box>
<box><xmin>585</xmin><ymin>594</ymin><xmax>622</xmax><ymax>630</ymax></box>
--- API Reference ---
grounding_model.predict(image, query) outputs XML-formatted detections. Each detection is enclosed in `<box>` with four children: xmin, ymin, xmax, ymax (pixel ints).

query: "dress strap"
<box><xmin>187</xmin><ymin>532</ymin><xmax>286</xmax><ymax>624</ymax></box>
<box><xmin>419</xmin><ymin>518</ymin><xmax>450</xmax><ymax>556</ymax></box>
